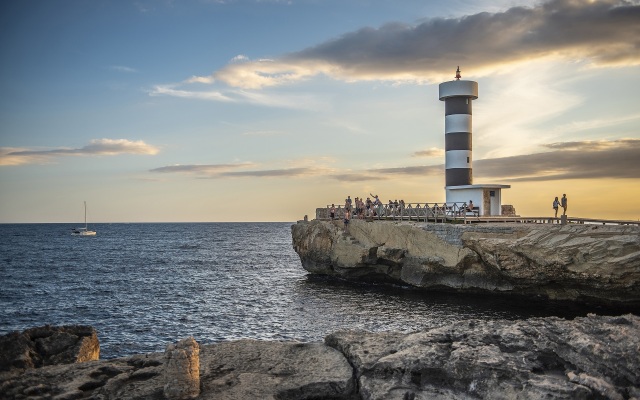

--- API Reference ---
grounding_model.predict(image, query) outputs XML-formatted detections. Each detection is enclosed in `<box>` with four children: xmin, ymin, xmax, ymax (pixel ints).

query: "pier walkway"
<box><xmin>316</xmin><ymin>202</ymin><xmax>640</xmax><ymax>226</ymax></box>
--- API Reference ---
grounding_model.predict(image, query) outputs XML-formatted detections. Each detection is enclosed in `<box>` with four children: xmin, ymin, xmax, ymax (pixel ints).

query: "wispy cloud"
<box><xmin>149</xmin><ymin>84</ymin><xmax>234</xmax><ymax>101</ymax></box>
<box><xmin>184</xmin><ymin>75</ymin><xmax>215</xmax><ymax>84</ymax></box>
<box><xmin>207</xmin><ymin>0</ymin><xmax>640</xmax><ymax>89</ymax></box>
<box><xmin>149</xmin><ymin>162</ymin><xmax>333</xmax><ymax>179</ymax></box>
<box><xmin>0</xmin><ymin>139</ymin><xmax>160</xmax><ymax>166</ymax></box>
<box><xmin>148</xmin><ymin>82</ymin><xmax>322</xmax><ymax>109</ymax></box>
<box><xmin>149</xmin><ymin>163</ymin><xmax>256</xmax><ymax>174</ymax></box>
<box><xmin>0</xmin><ymin>147</ymin><xmax>51</xmax><ymax>166</ymax></box>
<box><xmin>362</xmin><ymin>138</ymin><xmax>640</xmax><ymax>182</ymax></box>
<box><xmin>157</xmin><ymin>138</ymin><xmax>637</xmax><ymax>182</ymax></box>
<box><xmin>220</xmin><ymin>167</ymin><xmax>323</xmax><ymax>178</ymax></box>
<box><xmin>545</xmin><ymin>113</ymin><xmax>640</xmax><ymax>135</ymax></box>
<box><xmin>412</xmin><ymin>147</ymin><xmax>444</xmax><ymax>158</ymax></box>
<box><xmin>110</xmin><ymin>65</ymin><xmax>138</xmax><ymax>73</ymax></box>
<box><xmin>475</xmin><ymin>138</ymin><xmax>640</xmax><ymax>181</ymax></box>
<box><xmin>241</xmin><ymin>130</ymin><xmax>286</xmax><ymax>137</ymax></box>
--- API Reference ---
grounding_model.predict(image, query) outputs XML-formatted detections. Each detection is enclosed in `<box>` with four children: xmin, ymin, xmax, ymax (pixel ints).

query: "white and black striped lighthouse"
<box><xmin>438</xmin><ymin>67</ymin><xmax>510</xmax><ymax>216</ymax></box>
<box><xmin>439</xmin><ymin>66</ymin><xmax>477</xmax><ymax>187</ymax></box>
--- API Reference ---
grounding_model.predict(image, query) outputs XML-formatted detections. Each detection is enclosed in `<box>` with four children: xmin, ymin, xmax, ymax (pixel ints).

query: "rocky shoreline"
<box><xmin>2</xmin><ymin>315</ymin><xmax>639</xmax><ymax>399</ymax></box>
<box><xmin>291</xmin><ymin>220</ymin><xmax>640</xmax><ymax>307</ymax></box>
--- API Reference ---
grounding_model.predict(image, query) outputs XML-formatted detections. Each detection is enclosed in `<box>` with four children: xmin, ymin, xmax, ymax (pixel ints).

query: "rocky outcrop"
<box><xmin>0</xmin><ymin>325</ymin><xmax>99</xmax><ymax>372</ymax></box>
<box><xmin>164</xmin><ymin>337</ymin><xmax>200</xmax><ymax>399</ymax></box>
<box><xmin>0</xmin><ymin>338</ymin><xmax>355</xmax><ymax>400</ymax></box>
<box><xmin>291</xmin><ymin>220</ymin><xmax>640</xmax><ymax>306</ymax></box>
<box><xmin>1</xmin><ymin>315</ymin><xmax>638</xmax><ymax>399</ymax></box>
<box><xmin>326</xmin><ymin>314</ymin><xmax>640</xmax><ymax>399</ymax></box>
<box><xmin>199</xmin><ymin>339</ymin><xmax>354</xmax><ymax>399</ymax></box>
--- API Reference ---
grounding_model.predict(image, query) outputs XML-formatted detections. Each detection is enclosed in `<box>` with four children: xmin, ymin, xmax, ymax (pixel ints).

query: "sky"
<box><xmin>1</xmin><ymin>0</ymin><xmax>639</xmax><ymax>223</ymax></box>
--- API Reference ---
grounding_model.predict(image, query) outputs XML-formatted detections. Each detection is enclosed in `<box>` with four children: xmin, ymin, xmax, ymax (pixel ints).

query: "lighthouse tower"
<box><xmin>439</xmin><ymin>66</ymin><xmax>476</xmax><ymax>187</ymax></box>
<box><xmin>438</xmin><ymin>67</ymin><xmax>510</xmax><ymax>216</ymax></box>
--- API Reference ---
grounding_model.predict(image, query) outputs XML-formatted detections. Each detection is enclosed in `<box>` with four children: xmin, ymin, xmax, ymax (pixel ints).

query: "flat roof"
<box><xmin>445</xmin><ymin>184</ymin><xmax>511</xmax><ymax>190</ymax></box>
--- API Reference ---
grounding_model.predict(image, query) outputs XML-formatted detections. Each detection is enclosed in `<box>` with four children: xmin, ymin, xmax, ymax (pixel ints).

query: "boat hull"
<box><xmin>72</xmin><ymin>229</ymin><xmax>97</xmax><ymax>236</ymax></box>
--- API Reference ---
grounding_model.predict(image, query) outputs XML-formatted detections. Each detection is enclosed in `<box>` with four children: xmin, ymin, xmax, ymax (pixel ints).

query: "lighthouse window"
<box><xmin>466</xmin><ymin>157</ymin><xmax>469</xmax><ymax>163</ymax></box>
<box><xmin>490</xmin><ymin>191</ymin><xmax>495</xmax><ymax>197</ymax></box>
<box><xmin>465</xmin><ymin>99</ymin><xmax>469</xmax><ymax>104</ymax></box>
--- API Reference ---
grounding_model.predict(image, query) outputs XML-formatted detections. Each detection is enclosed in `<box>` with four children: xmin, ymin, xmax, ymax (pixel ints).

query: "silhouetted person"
<box><xmin>553</xmin><ymin>196</ymin><xmax>560</xmax><ymax>218</ymax></box>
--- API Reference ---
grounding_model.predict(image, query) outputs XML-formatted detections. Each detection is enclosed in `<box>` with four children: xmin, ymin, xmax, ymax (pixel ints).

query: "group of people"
<box><xmin>328</xmin><ymin>194</ymin><xmax>406</xmax><ymax>232</ymax></box>
<box><xmin>552</xmin><ymin>194</ymin><xmax>568</xmax><ymax>218</ymax></box>
<box><xmin>330</xmin><ymin>193</ymin><xmax>570</xmax><ymax>225</ymax></box>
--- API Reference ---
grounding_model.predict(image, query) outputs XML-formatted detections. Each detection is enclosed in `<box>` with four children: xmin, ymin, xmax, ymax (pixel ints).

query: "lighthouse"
<box><xmin>439</xmin><ymin>67</ymin><xmax>510</xmax><ymax>216</ymax></box>
<box><xmin>439</xmin><ymin>66</ymin><xmax>476</xmax><ymax>187</ymax></box>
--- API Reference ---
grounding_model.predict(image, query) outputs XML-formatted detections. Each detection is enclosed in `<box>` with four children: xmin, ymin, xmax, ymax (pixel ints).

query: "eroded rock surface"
<box><xmin>291</xmin><ymin>220</ymin><xmax>640</xmax><ymax>306</ymax></box>
<box><xmin>0</xmin><ymin>339</ymin><xmax>355</xmax><ymax>400</ymax></box>
<box><xmin>0</xmin><ymin>325</ymin><xmax>99</xmax><ymax>372</ymax></box>
<box><xmin>164</xmin><ymin>337</ymin><xmax>200</xmax><ymax>399</ymax></box>
<box><xmin>1</xmin><ymin>315</ymin><xmax>638</xmax><ymax>399</ymax></box>
<box><xmin>326</xmin><ymin>314</ymin><xmax>640</xmax><ymax>400</ymax></box>
<box><xmin>199</xmin><ymin>339</ymin><xmax>355</xmax><ymax>399</ymax></box>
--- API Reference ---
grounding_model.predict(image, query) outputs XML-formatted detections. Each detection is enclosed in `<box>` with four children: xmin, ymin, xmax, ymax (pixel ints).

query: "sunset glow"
<box><xmin>1</xmin><ymin>0</ymin><xmax>639</xmax><ymax>222</ymax></box>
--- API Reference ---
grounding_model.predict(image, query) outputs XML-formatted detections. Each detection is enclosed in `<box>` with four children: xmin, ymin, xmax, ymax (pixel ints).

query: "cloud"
<box><xmin>241</xmin><ymin>130</ymin><xmax>286</xmax><ymax>137</ymax></box>
<box><xmin>476</xmin><ymin>138</ymin><xmax>640</xmax><ymax>181</ymax></box>
<box><xmin>149</xmin><ymin>84</ymin><xmax>234</xmax><ymax>101</ymax></box>
<box><xmin>412</xmin><ymin>147</ymin><xmax>445</xmax><ymax>158</ymax></box>
<box><xmin>371</xmin><ymin>139</ymin><xmax>640</xmax><ymax>182</ymax></box>
<box><xmin>545</xmin><ymin>113</ymin><xmax>640</xmax><ymax>136</ymax></box>
<box><xmin>149</xmin><ymin>163</ymin><xmax>255</xmax><ymax>174</ymax></box>
<box><xmin>541</xmin><ymin>138</ymin><xmax>637</xmax><ymax>151</ymax></box>
<box><xmin>147</xmin><ymin>139</ymin><xmax>638</xmax><ymax>183</ymax></box>
<box><xmin>0</xmin><ymin>139</ymin><xmax>160</xmax><ymax>166</ymax></box>
<box><xmin>150</xmin><ymin>162</ymin><xmax>332</xmax><ymax>179</ymax></box>
<box><xmin>220</xmin><ymin>167</ymin><xmax>321</xmax><ymax>178</ymax></box>
<box><xmin>148</xmin><ymin>82</ymin><xmax>322</xmax><ymax>109</ymax></box>
<box><xmin>184</xmin><ymin>75</ymin><xmax>215</xmax><ymax>84</ymax></box>
<box><xmin>0</xmin><ymin>147</ymin><xmax>51</xmax><ymax>166</ymax></box>
<box><xmin>110</xmin><ymin>65</ymin><xmax>137</xmax><ymax>73</ymax></box>
<box><xmin>210</xmin><ymin>0</ymin><xmax>640</xmax><ymax>89</ymax></box>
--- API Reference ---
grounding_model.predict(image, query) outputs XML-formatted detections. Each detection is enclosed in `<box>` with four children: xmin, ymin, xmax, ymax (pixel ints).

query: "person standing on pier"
<box><xmin>370</xmin><ymin>193</ymin><xmax>382</xmax><ymax>217</ymax></box>
<box><xmin>553</xmin><ymin>197</ymin><xmax>560</xmax><ymax>218</ymax></box>
<box><xmin>344</xmin><ymin>209</ymin><xmax>351</xmax><ymax>233</ymax></box>
<box><xmin>345</xmin><ymin>196</ymin><xmax>352</xmax><ymax>212</ymax></box>
<box><xmin>561</xmin><ymin>194</ymin><xmax>568</xmax><ymax>216</ymax></box>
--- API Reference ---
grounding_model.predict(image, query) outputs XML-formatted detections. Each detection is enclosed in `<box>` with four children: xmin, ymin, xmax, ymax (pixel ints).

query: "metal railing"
<box><xmin>315</xmin><ymin>203</ymin><xmax>640</xmax><ymax>226</ymax></box>
<box><xmin>317</xmin><ymin>202</ymin><xmax>480</xmax><ymax>224</ymax></box>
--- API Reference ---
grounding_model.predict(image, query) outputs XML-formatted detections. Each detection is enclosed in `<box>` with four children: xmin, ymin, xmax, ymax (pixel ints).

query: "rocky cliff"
<box><xmin>291</xmin><ymin>220</ymin><xmax>640</xmax><ymax>306</ymax></box>
<box><xmin>2</xmin><ymin>315</ymin><xmax>639</xmax><ymax>399</ymax></box>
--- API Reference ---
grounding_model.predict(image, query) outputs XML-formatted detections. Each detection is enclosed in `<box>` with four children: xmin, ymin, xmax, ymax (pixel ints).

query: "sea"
<box><xmin>0</xmin><ymin>222</ymin><xmax>629</xmax><ymax>359</ymax></box>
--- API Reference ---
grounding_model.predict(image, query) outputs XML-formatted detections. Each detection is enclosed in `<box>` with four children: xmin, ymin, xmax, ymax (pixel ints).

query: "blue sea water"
<box><xmin>0</xmin><ymin>222</ymin><xmax>624</xmax><ymax>359</ymax></box>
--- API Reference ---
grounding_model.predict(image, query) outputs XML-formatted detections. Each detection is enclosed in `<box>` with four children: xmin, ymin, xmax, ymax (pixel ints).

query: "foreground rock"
<box><xmin>1</xmin><ymin>315</ymin><xmax>639</xmax><ymax>399</ymax></box>
<box><xmin>0</xmin><ymin>325</ymin><xmax>99</xmax><ymax>372</ymax></box>
<box><xmin>164</xmin><ymin>337</ymin><xmax>200</xmax><ymax>399</ymax></box>
<box><xmin>291</xmin><ymin>220</ymin><xmax>640</xmax><ymax>306</ymax></box>
<box><xmin>0</xmin><ymin>339</ymin><xmax>355</xmax><ymax>399</ymax></box>
<box><xmin>326</xmin><ymin>314</ymin><xmax>640</xmax><ymax>399</ymax></box>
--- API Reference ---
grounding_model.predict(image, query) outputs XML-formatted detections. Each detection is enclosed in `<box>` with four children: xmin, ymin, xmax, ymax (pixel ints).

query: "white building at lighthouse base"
<box><xmin>446</xmin><ymin>184</ymin><xmax>511</xmax><ymax>216</ymax></box>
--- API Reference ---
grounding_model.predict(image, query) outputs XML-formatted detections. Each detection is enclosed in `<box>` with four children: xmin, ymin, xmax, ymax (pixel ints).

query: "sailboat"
<box><xmin>72</xmin><ymin>201</ymin><xmax>97</xmax><ymax>236</ymax></box>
